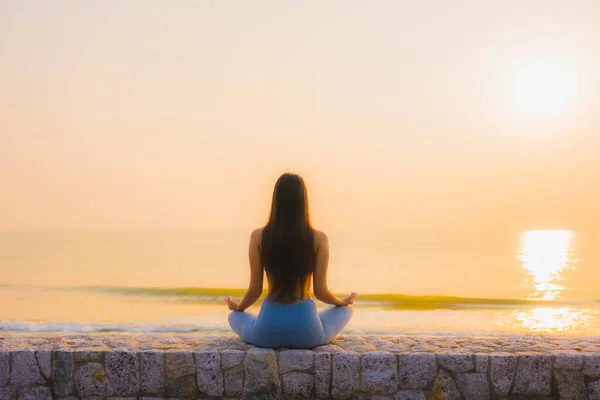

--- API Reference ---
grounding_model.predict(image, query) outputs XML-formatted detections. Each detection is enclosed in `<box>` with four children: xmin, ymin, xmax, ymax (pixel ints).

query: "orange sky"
<box><xmin>1</xmin><ymin>1</ymin><xmax>599</xmax><ymax>235</ymax></box>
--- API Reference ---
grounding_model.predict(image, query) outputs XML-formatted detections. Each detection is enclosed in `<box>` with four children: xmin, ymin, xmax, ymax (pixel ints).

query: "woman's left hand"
<box><xmin>225</xmin><ymin>296</ymin><xmax>241</xmax><ymax>311</ymax></box>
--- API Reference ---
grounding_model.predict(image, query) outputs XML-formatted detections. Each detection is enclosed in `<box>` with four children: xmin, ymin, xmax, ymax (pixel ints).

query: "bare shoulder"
<box><xmin>313</xmin><ymin>229</ymin><xmax>329</xmax><ymax>248</ymax></box>
<box><xmin>250</xmin><ymin>227</ymin><xmax>264</xmax><ymax>246</ymax></box>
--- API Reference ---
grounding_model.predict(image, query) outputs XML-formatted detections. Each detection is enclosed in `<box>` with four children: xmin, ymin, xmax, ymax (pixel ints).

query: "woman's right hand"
<box><xmin>340</xmin><ymin>291</ymin><xmax>357</xmax><ymax>306</ymax></box>
<box><xmin>225</xmin><ymin>296</ymin><xmax>241</xmax><ymax>311</ymax></box>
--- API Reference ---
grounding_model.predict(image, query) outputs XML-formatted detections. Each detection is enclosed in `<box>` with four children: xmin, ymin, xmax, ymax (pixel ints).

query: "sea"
<box><xmin>1</xmin><ymin>230</ymin><xmax>599</xmax><ymax>336</ymax></box>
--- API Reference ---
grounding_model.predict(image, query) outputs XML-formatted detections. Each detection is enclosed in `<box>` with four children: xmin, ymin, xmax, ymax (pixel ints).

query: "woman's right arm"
<box><xmin>313</xmin><ymin>231</ymin><xmax>354</xmax><ymax>307</ymax></box>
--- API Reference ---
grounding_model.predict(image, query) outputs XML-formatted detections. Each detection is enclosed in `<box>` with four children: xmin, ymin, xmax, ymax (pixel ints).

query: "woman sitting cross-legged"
<box><xmin>225</xmin><ymin>173</ymin><xmax>356</xmax><ymax>349</ymax></box>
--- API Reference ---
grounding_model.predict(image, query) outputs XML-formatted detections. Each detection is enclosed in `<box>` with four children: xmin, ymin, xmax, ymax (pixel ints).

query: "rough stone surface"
<box><xmin>437</xmin><ymin>352</ymin><xmax>474</xmax><ymax>372</ymax></box>
<box><xmin>555</xmin><ymin>369</ymin><xmax>586</xmax><ymax>400</ymax></box>
<box><xmin>589</xmin><ymin>380</ymin><xmax>600</xmax><ymax>400</ymax></box>
<box><xmin>165</xmin><ymin>351</ymin><xmax>195</xmax><ymax>379</ymax></box>
<box><xmin>0</xmin><ymin>333</ymin><xmax>599</xmax><ymax>399</ymax></box>
<box><xmin>431</xmin><ymin>370</ymin><xmax>461</xmax><ymax>400</ymax></box>
<box><xmin>105</xmin><ymin>350</ymin><xmax>140</xmax><ymax>396</ymax></box>
<box><xmin>455</xmin><ymin>373</ymin><xmax>490</xmax><ymax>400</ymax></box>
<box><xmin>35</xmin><ymin>350</ymin><xmax>51</xmax><ymax>379</ymax></box>
<box><xmin>512</xmin><ymin>353</ymin><xmax>552</xmax><ymax>395</ymax></box>
<box><xmin>52</xmin><ymin>350</ymin><xmax>74</xmax><ymax>396</ymax></box>
<box><xmin>221</xmin><ymin>349</ymin><xmax>245</xmax><ymax>369</ymax></box>
<box><xmin>195</xmin><ymin>351</ymin><xmax>223</xmax><ymax>396</ymax></box>
<box><xmin>223</xmin><ymin>366</ymin><xmax>244</xmax><ymax>397</ymax></box>
<box><xmin>554</xmin><ymin>351</ymin><xmax>584</xmax><ymax>370</ymax></box>
<box><xmin>332</xmin><ymin>352</ymin><xmax>360</xmax><ymax>399</ymax></box>
<box><xmin>398</xmin><ymin>353</ymin><xmax>437</xmax><ymax>389</ymax></box>
<box><xmin>243</xmin><ymin>348</ymin><xmax>280</xmax><ymax>400</ymax></box>
<box><xmin>74</xmin><ymin>362</ymin><xmax>115</xmax><ymax>396</ymax></box>
<box><xmin>0</xmin><ymin>388</ymin><xmax>15</xmax><ymax>400</ymax></box>
<box><xmin>489</xmin><ymin>352</ymin><xmax>517</xmax><ymax>397</ymax></box>
<box><xmin>165</xmin><ymin>375</ymin><xmax>197</xmax><ymax>398</ymax></box>
<box><xmin>361</xmin><ymin>352</ymin><xmax>398</xmax><ymax>394</ymax></box>
<box><xmin>283</xmin><ymin>372</ymin><xmax>313</xmax><ymax>398</ymax></box>
<box><xmin>139</xmin><ymin>351</ymin><xmax>164</xmax><ymax>395</ymax></box>
<box><xmin>314</xmin><ymin>352</ymin><xmax>332</xmax><ymax>398</ymax></box>
<box><xmin>164</xmin><ymin>351</ymin><xmax>197</xmax><ymax>398</ymax></box>
<box><xmin>584</xmin><ymin>353</ymin><xmax>600</xmax><ymax>378</ymax></box>
<box><xmin>10</xmin><ymin>350</ymin><xmax>44</xmax><ymax>386</ymax></box>
<box><xmin>394</xmin><ymin>391</ymin><xmax>426</xmax><ymax>400</ymax></box>
<box><xmin>0</xmin><ymin>351</ymin><xmax>8</xmax><ymax>387</ymax></box>
<box><xmin>4</xmin><ymin>333</ymin><xmax>600</xmax><ymax>353</ymax></box>
<box><xmin>17</xmin><ymin>387</ymin><xmax>52</xmax><ymax>400</ymax></box>
<box><xmin>474</xmin><ymin>354</ymin><xmax>488</xmax><ymax>373</ymax></box>
<box><xmin>279</xmin><ymin>349</ymin><xmax>313</xmax><ymax>373</ymax></box>
<box><xmin>73</xmin><ymin>348</ymin><xmax>104</xmax><ymax>362</ymax></box>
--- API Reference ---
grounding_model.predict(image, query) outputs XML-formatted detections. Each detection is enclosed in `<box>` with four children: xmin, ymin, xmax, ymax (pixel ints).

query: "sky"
<box><xmin>1</xmin><ymin>0</ymin><xmax>600</xmax><ymax>235</ymax></box>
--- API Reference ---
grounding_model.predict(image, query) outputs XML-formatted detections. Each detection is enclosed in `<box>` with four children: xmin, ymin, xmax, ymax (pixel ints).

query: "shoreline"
<box><xmin>3</xmin><ymin>332</ymin><xmax>600</xmax><ymax>350</ymax></box>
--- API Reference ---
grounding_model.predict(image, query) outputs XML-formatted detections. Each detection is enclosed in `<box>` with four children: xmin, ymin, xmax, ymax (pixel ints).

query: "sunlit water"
<box><xmin>0</xmin><ymin>230</ymin><xmax>599</xmax><ymax>335</ymax></box>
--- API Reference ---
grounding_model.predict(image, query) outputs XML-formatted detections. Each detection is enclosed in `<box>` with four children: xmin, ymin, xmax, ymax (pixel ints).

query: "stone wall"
<box><xmin>1</xmin><ymin>333</ymin><xmax>600</xmax><ymax>399</ymax></box>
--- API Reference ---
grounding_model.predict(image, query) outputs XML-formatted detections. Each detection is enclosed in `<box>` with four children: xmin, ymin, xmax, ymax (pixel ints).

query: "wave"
<box><xmin>0</xmin><ymin>320</ymin><xmax>534</xmax><ymax>336</ymax></box>
<box><xmin>33</xmin><ymin>284</ymin><xmax>583</xmax><ymax>310</ymax></box>
<box><xmin>0</xmin><ymin>320</ymin><xmax>230</xmax><ymax>333</ymax></box>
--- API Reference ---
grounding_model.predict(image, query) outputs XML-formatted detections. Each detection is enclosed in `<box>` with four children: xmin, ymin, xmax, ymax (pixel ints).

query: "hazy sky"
<box><xmin>1</xmin><ymin>0</ymin><xmax>600</xmax><ymax>234</ymax></box>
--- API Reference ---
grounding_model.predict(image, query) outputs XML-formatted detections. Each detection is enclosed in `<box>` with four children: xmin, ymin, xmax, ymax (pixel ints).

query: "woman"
<box><xmin>225</xmin><ymin>173</ymin><xmax>356</xmax><ymax>348</ymax></box>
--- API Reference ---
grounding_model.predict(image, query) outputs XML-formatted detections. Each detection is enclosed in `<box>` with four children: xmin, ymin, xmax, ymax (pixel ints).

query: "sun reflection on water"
<box><xmin>510</xmin><ymin>307</ymin><xmax>592</xmax><ymax>333</ymax></box>
<box><xmin>519</xmin><ymin>230</ymin><xmax>575</xmax><ymax>300</ymax></box>
<box><xmin>511</xmin><ymin>230</ymin><xmax>592</xmax><ymax>333</ymax></box>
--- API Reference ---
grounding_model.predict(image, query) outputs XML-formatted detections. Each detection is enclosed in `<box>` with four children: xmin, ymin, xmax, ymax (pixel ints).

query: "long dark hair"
<box><xmin>261</xmin><ymin>173</ymin><xmax>315</xmax><ymax>303</ymax></box>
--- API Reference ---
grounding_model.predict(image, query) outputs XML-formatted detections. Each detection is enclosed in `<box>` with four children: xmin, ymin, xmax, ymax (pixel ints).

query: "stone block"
<box><xmin>165</xmin><ymin>375</ymin><xmax>197</xmax><ymax>398</ymax></box>
<box><xmin>431</xmin><ymin>370</ymin><xmax>461</xmax><ymax>400</ymax></box>
<box><xmin>361</xmin><ymin>352</ymin><xmax>398</xmax><ymax>394</ymax></box>
<box><xmin>555</xmin><ymin>369</ymin><xmax>586</xmax><ymax>400</ymax></box>
<box><xmin>74</xmin><ymin>362</ymin><xmax>114</xmax><ymax>396</ymax></box>
<box><xmin>315</xmin><ymin>352</ymin><xmax>332</xmax><ymax>398</ymax></box>
<box><xmin>512</xmin><ymin>353</ymin><xmax>552</xmax><ymax>395</ymax></box>
<box><xmin>279</xmin><ymin>349</ymin><xmax>313</xmax><ymax>373</ymax></box>
<box><xmin>437</xmin><ymin>352</ymin><xmax>473</xmax><ymax>372</ymax></box>
<box><xmin>223</xmin><ymin>366</ymin><xmax>243</xmax><ymax>397</ymax></box>
<box><xmin>243</xmin><ymin>348</ymin><xmax>280</xmax><ymax>400</ymax></box>
<box><xmin>0</xmin><ymin>351</ymin><xmax>8</xmax><ymax>387</ymax></box>
<box><xmin>554</xmin><ymin>351</ymin><xmax>583</xmax><ymax>370</ymax></box>
<box><xmin>105</xmin><ymin>350</ymin><xmax>139</xmax><ymax>396</ymax></box>
<box><xmin>196</xmin><ymin>351</ymin><xmax>223</xmax><ymax>396</ymax></box>
<box><xmin>35</xmin><ymin>350</ymin><xmax>51</xmax><ymax>380</ymax></box>
<box><xmin>589</xmin><ymin>380</ymin><xmax>600</xmax><ymax>400</ymax></box>
<box><xmin>474</xmin><ymin>354</ymin><xmax>488</xmax><ymax>373</ymax></box>
<box><xmin>10</xmin><ymin>350</ymin><xmax>44</xmax><ymax>386</ymax></box>
<box><xmin>0</xmin><ymin>388</ymin><xmax>15</xmax><ymax>400</ymax></box>
<box><xmin>165</xmin><ymin>351</ymin><xmax>195</xmax><ymax>379</ymax></box>
<box><xmin>332</xmin><ymin>352</ymin><xmax>360</xmax><ymax>399</ymax></box>
<box><xmin>584</xmin><ymin>353</ymin><xmax>600</xmax><ymax>379</ymax></box>
<box><xmin>282</xmin><ymin>372</ymin><xmax>313</xmax><ymax>398</ymax></box>
<box><xmin>139</xmin><ymin>351</ymin><xmax>164</xmax><ymax>395</ymax></box>
<box><xmin>398</xmin><ymin>353</ymin><xmax>437</xmax><ymax>389</ymax></box>
<box><xmin>17</xmin><ymin>387</ymin><xmax>52</xmax><ymax>400</ymax></box>
<box><xmin>395</xmin><ymin>390</ymin><xmax>426</xmax><ymax>400</ymax></box>
<box><xmin>489</xmin><ymin>352</ymin><xmax>516</xmax><ymax>397</ymax></box>
<box><xmin>73</xmin><ymin>349</ymin><xmax>104</xmax><ymax>363</ymax></box>
<box><xmin>455</xmin><ymin>372</ymin><xmax>490</xmax><ymax>400</ymax></box>
<box><xmin>164</xmin><ymin>351</ymin><xmax>197</xmax><ymax>398</ymax></box>
<box><xmin>221</xmin><ymin>350</ymin><xmax>245</xmax><ymax>369</ymax></box>
<box><xmin>52</xmin><ymin>350</ymin><xmax>74</xmax><ymax>396</ymax></box>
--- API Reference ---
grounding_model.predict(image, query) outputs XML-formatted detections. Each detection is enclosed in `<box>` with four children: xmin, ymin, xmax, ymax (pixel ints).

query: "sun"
<box><xmin>505</xmin><ymin>55</ymin><xmax>580</xmax><ymax>119</ymax></box>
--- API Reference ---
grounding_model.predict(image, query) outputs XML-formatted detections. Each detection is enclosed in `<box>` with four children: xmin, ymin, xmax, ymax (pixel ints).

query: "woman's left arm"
<box><xmin>226</xmin><ymin>228</ymin><xmax>264</xmax><ymax>312</ymax></box>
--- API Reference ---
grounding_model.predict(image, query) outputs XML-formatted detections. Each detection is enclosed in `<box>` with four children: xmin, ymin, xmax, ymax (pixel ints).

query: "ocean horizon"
<box><xmin>1</xmin><ymin>231</ymin><xmax>599</xmax><ymax>336</ymax></box>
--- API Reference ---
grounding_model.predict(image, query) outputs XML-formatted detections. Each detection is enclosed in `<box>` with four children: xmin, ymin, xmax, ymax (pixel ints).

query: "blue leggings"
<box><xmin>228</xmin><ymin>298</ymin><xmax>352</xmax><ymax>348</ymax></box>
